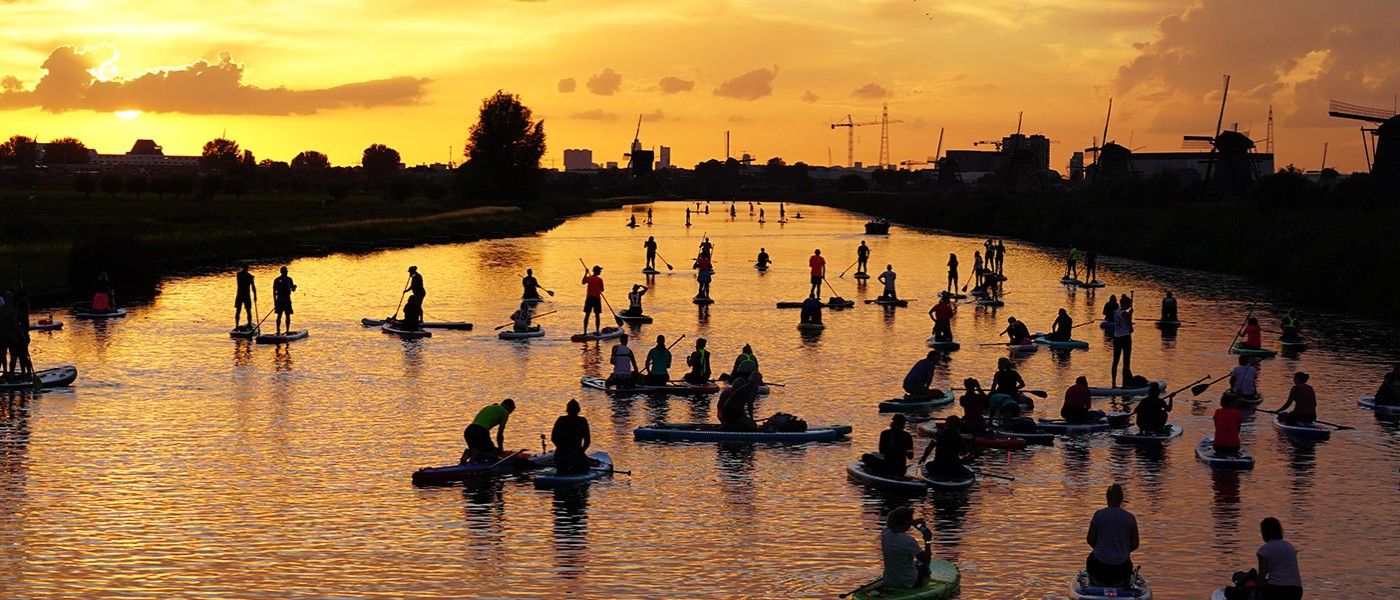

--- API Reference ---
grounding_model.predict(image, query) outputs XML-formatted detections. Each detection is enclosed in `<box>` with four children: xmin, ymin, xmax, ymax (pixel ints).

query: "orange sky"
<box><xmin>2</xmin><ymin>0</ymin><xmax>1395</xmax><ymax>174</ymax></box>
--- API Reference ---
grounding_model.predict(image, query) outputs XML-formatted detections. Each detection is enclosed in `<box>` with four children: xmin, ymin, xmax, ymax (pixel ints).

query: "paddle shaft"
<box><xmin>840</xmin><ymin>577</ymin><xmax>884</xmax><ymax>598</ymax></box>
<box><xmin>654</xmin><ymin>251</ymin><xmax>674</xmax><ymax>270</ymax></box>
<box><xmin>391</xmin><ymin>273</ymin><xmax>411</xmax><ymax>319</ymax></box>
<box><xmin>1256</xmin><ymin>408</ymin><xmax>1353</xmax><ymax>430</ymax></box>
<box><xmin>838</xmin><ymin>259</ymin><xmax>858</xmax><ymax>278</ymax></box>
<box><xmin>1230</xmin><ymin>304</ymin><xmax>1256</xmax><ymax>352</ymax></box>
<box><xmin>1164</xmin><ymin>375</ymin><xmax>1210</xmax><ymax>399</ymax></box>
<box><xmin>490</xmin><ymin>449</ymin><xmax>529</xmax><ymax>470</ymax></box>
<box><xmin>823</xmin><ymin>277</ymin><xmax>842</xmax><ymax>298</ymax></box>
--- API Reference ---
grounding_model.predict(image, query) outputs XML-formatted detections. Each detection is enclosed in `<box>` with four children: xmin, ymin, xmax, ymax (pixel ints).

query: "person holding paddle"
<box><xmin>272</xmin><ymin>266</ymin><xmax>297</xmax><ymax>336</ymax></box>
<box><xmin>972</xmin><ymin>251</ymin><xmax>984</xmax><ymax>287</ymax></box>
<box><xmin>580</xmin><ymin>265</ymin><xmax>605</xmax><ymax>335</ymax></box>
<box><xmin>919</xmin><ymin>415</ymin><xmax>972</xmax><ymax>480</ymax></box>
<box><xmin>1228</xmin><ymin>355</ymin><xmax>1259</xmax><ymax>399</ymax></box>
<box><xmin>1129</xmin><ymin>382</ymin><xmax>1171</xmax><ymax>434</ymax></box>
<box><xmin>400</xmin><ymin>266</ymin><xmax>426</xmax><ymax>331</ymax></box>
<box><xmin>929</xmin><ymin>296</ymin><xmax>956</xmax><ymax>342</ymax></box>
<box><xmin>1239</xmin><ymin>316</ymin><xmax>1264</xmax><ymax>350</ymax></box>
<box><xmin>643</xmin><ymin>236</ymin><xmax>658</xmax><ymax>270</ymax></box>
<box><xmin>989</xmin><ymin>357</ymin><xmax>1028</xmax><ymax>414</ymax></box>
<box><xmin>643</xmin><ymin>335</ymin><xmax>673</xmax><ymax>385</ymax></box>
<box><xmin>461</xmin><ymin>398</ymin><xmax>515</xmax><ymax>464</ymax></box>
<box><xmin>1276</xmin><ymin>372</ymin><xmax>1317</xmax><ymax>426</ymax></box>
<box><xmin>808</xmin><ymin>249</ymin><xmax>826</xmax><ymax>298</ymax></box>
<box><xmin>756</xmin><ymin>248</ymin><xmax>771</xmax><ymax>270</ymax></box>
<box><xmin>509</xmin><ymin>302</ymin><xmax>535</xmax><ymax>333</ymax></box>
<box><xmin>1047</xmin><ymin>308</ymin><xmax>1074</xmax><ymax>342</ymax></box>
<box><xmin>1067</xmin><ymin>246</ymin><xmax>1080</xmax><ymax>280</ymax></box>
<box><xmin>521</xmin><ymin>269</ymin><xmax>547</xmax><ymax>302</ymax></box>
<box><xmin>234</xmin><ymin>264</ymin><xmax>257</xmax><ymax>329</ymax></box>
<box><xmin>999</xmin><ymin>317</ymin><xmax>1032</xmax><ymax>345</ymax></box>
<box><xmin>550</xmin><ymin>399</ymin><xmax>592</xmax><ymax>475</ymax></box>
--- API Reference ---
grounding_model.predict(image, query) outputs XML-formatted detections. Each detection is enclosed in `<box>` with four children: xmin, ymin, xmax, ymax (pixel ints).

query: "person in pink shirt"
<box><xmin>1240</xmin><ymin>317</ymin><xmax>1263</xmax><ymax>349</ymax></box>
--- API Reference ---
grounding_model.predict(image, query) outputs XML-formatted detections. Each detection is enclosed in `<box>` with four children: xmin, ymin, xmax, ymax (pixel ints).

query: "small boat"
<box><xmin>851</xmin><ymin>560</ymin><xmax>961</xmax><ymax>600</ymax></box>
<box><xmin>1358</xmin><ymin>395</ymin><xmax>1400</xmax><ymax>418</ymax></box>
<box><xmin>29</xmin><ymin>319</ymin><xmax>63</xmax><ymax>331</ymax></box>
<box><xmin>1035</xmin><ymin>411</ymin><xmax>1130</xmax><ymax>435</ymax></box>
<box><xmin>74</xmin><ymin>308</ymin><xmax>127</xmax><ymax>319</ymax></box>
<box><xmin>853</xmin><ymin>272</ymin><xmax>871</xmax><ymax>280</ymax></box>
<box><xmin>1113</xmin><ymin>424</ymin><xmax>1184</xmax><ymax>445</ymax></box>
<box><xmin>255</xmin><ymin>330</ymin><xmax>308</xmax><ymax>344</ymax></box>
<box><xmin>1077</xmin><ymin>280</ymin><xmax>1106</xmax><ymax>288</ymax></box>
<box><xmin>1068</xmin><ymin>568</ymin><xmax>1152</xmax><ymax>599</ymax></box>
<box><xmin>0</xmin><ymin>365</ymin><xmax>78</xmax><ymax>391</ymax></box>
<box><xmin>498</xmin><ymin>326</ymin><xmax>545</xmax><ymax>340</ymax></box>
<box><xmin>879</xmin><ymin>392</ymin><xmax>954</xmax><ymax>412</ymax></box>
<box><xmin>229</xmin><ymin>324</ymin><xmax>259</xmax><ymax>339</ymax></box>
<box><xmin>864</xmin><ymin>220</ymin><xmax>891</xmax><ymax>235</ymax></box>
<box><xmin>925</xmin><ymin>339</ymin><xmax>961</xmax><ymax>351</ymax></box>
<box><xmin>1230</xmin><ymin>343</ymin><xmax>1277</xmax><ymax>358</ymax></box>
<box><xmin>1196</xmin><ymin>437</ymin><xmax>1255</xmax><ymax>470</ymax></box>
<box><xmin>633</xmin><ymin>423</ymin><xmax>852</xmax><ymax>443</ymax></box>
<box><xmin>865</xmin><ymin>298</ymin><xmax>908</xmax><ymax>307</ymax></box>
<box><xmin>616</xmin><ymin>313</ymin><xmax>654</xmax><ymax>324</ymax></box>
<box><xmin>361</xmin><ymin>318</ymin><xmax>472</xmax><ymax>330</ymax></box>
<box><xmin>846</xmin><ymin>458</ymin><xmax>928</xmax><ymax>494</ymax></box>
<box><xmin>914</xmin><ymin>464</ymin><xmax>976</xmax><ymax>491</ymax></box>
<box><xmin>570</xmin><ymin>327</ymin><xmax>624</xmax><ymax>342</ymax></box>
<box><xmin>534</xmin><ymin>452</ymin><xmax>613</xmax><ymax>489</ymax></box>
<box><xmin>382</xmin><ymin>323</ymin><xmax>431</xmax><ymax>338</ymax></box>
<box><xmin>1088</xmin><ymin>380</ymin><xmax>1167</xmax><ymax>397</ymax></box>
<box><xmin>580</xmin><ymin>376</ymin><xmax>717</xmax><ymax>395</ymax></box>
<box><xmin>411</xmin><ymin>450</ymin><xmax>553</xmax><ymax>486</ymax></box>
<box><xmin>797</xmin><ymin>322</ymin><xmax>825</xmax><ymax>332</ymax></box>
<box><xmin>1271</xmin><ymin>414</ymin><xmax>1331</xmax><ymax>440</ymax></box>
<box><xmin>776</xmin><ymin>299</ymin><xmax>854</xmax><ymax>309</ymax></box>
<box><xmin>1060</xmin><ymin>277</ymin><xmax>1082</xmax><ymax>285</ymax></box>
<box><xmin>692</xmin><ymin>295</ymin><xmax>715</xmax><ymax>305</ymax></box>
<box><xmin>1032</xmin><ymin>334</ymin><xmax>1089</xmax><ymax>349</ymax></box>
<box><xmin>642</xmin><ymin>268</ymin><xmax>660</xmax><ymax>275</ymax></box>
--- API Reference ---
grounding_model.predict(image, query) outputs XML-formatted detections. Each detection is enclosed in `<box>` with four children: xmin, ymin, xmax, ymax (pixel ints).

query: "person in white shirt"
<box><xmin>605</xmin><ymin>333</ymin><xmax>639</xmax><ymax>389</ymax></box>
<box><xmin>1256</xmin><ymin>517</ymin><xmax>1303</xmax><ymax>600</ymax></box>
<box><xmin>878</xmin><ymin>265</ymin><xmax>898</xmax><ymax>301</ymax></box>
<box><xmin>880</xmin><ymin>506</ymin><xmax>931</xmax><ymax>589</ymax></box>
<box><xmin>1228</xmin><ymin>355</ymin><xmax>1259</xmax><ymax>397</ymax></box>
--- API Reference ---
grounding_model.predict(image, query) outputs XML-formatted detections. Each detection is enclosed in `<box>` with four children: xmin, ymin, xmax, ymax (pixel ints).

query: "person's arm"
<box><xmin>1257</xmin><ymin>550</ymin><xmax>1270</xmax><ymax>583</ymax></box>
<box><xmin>629</xmin><ymin>349</ymin><xmax>639</xmax><ymax>371</ymax></box>
<box><xmin>918</xmin><ymin>437</ymin><xmax>937</xmax><ymax>464</ymax></box>
<box><xmin>915</xmin><ymin>521</ymin><xmax>933</xmax><ymax>564</ymax></box>
<box><xmin>1278</xmin><ymin>386</ymin><xmax>1297</xmax><ymax>412</ymax></box>
<box><xmin>496</xmin><ymin>423</ymin><xmax>506</xmax><ymax>450</ymax></box>
<box><xmin>581</xmin><ymin>420</ymin><xmax>591</xmax><ymax>451</ymax></box>
<box><xmin>1014</xmin><ymin>373</ymin><xmax>1026</xmax><ymax>390</ymax></box>
<box><xmin>1087</xmin><ymin>520</ymin><xmax>1098</xmax><ymax>547</ymax></box>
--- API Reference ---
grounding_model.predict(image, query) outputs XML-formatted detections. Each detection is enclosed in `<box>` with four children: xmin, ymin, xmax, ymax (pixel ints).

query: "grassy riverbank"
<box><xmin>802</xmin><ymin>191</ymin><xmax>1398</xmax><ymax>321</ymax></box>
<box><xmin>0</xmin><ymin>189</ymin><xmax>621</xmax><ymax>304</ymax></box>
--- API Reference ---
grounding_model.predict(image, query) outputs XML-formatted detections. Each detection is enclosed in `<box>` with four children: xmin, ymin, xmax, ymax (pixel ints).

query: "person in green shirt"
<box><xmin>644</xmin><ymin>335</ymin><xmax>673</xmax><ymax>385</ymax></box>
<box><xmin>460</xmin><ymin>399</ymin><xmax>516</xmax><ymax>464</ymax></box>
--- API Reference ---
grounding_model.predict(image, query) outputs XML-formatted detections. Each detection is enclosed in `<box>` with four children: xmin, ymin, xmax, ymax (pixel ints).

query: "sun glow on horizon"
<box><xmin>114</xmin><ymin>110</ymin><xmax>142</xmax><ymax>120</ymax></box>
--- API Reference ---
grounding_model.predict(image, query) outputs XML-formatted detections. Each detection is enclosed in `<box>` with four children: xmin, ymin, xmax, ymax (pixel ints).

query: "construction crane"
<box><xmin>830</xmin><ymin>104</ymin><xmax>903</xmax><ymax>168</ymax></box>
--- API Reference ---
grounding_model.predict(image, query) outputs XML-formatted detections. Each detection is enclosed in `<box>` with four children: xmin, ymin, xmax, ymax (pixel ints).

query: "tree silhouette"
<box><xmin>0</xmin><ymin>135</ymin><xmax>37</xmax><ymax>170</ymax></box>
<box><xmin>292</xmin><ymin>150</ymin><xmax>330</xmax><ymax>169</ymax></box>
<box><xmin>100</xmin><ymin>174</ymin><xmax>123</xmax><ymax>199</ymax></box>
<box><xmin>74</xmin><ymin>173</ymin><xmax>97</xmax><ymax>199</ymax></box>
<box><xmin>43</xmin><ymin>137</ymin><xmax>90</xmax><ymax>165</ymax></box>
<box><xmin>200</xmin><ymin>174</ymin><xmax>224</xmax><ymax>199</ymax></box>
<box><xmin>362</xmin><ymin>144</ymin><xmax>401</xmax><ymax>179</ymax></box>
<box><xmin>388</xmin><ymin>177</ymin><xmax>414</xmax><ymax>202</ymax></box>
<box><xmin>461</xmin><ymin>90</ymin><xmax>546</xmax><ymax>202</ymax></box>
<box><xmin>325</xmin><ymin>180</ymin><xmax>350</xmax><ymax>205</ymax></box>
<box><xmin>200</xmin><ymin>138</ymin><xmax>241</xmax><ymax>172</ymax></box>
<box><xmin>125</xmin><ymin>173</ymin><xmax>148</xmax><ymax>200</ymax></box>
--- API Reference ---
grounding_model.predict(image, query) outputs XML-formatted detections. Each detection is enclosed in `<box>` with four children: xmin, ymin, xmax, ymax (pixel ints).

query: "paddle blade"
<box><xmin>1024</xmin><ymin>389</ymin><xmax>1048</xmax><ymax>398</ymax></box>
<box><xmin>1191</xmin><ymin>383</ymin><xmax>1211</xmax><ymax>396</ymax></box>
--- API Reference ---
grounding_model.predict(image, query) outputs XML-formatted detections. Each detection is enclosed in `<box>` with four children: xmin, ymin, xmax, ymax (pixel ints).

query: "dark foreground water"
<box><xmin>3</xmin><ymin>202</ymin><xmax>1397</xmax><ymax>598</ymax></box>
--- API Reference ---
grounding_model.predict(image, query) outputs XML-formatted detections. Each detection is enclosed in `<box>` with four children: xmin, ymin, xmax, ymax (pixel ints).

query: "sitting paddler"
<box><xmin>1085</xmin><ymin>484</ymin><xmax>1140</xmax><ymax>588</ymax></box>
<box><xmin>990</xmin><ymin>357</ymin><xmax>1026</xmax><ymax>399</ymax></box>
<box><xmin>1228</xmin><ymin>355</ymin><xmax>1259</xmax><ymax>399</ymax></box>
<box><xmin>628</xmin><ymin>214</ymin><xmax>637</xmax><ymax>227</ymax></box>
<box><xmin>1256</xmin><ymin>517</ymin><xmax>1305</xmax><ymax>600</ymax></box>
<box><xmin>642</xmin><ymin>335</ymin><xmax>672</xmax><ymax>385</ymax></box>
<box><xmin>509</xmin><ymin>302</ymin><xmax>534</xmax><ymax>332</ymax></box>
<box><xmin>1102</xmin><ymin>294</ymin><xmax>1119</xmax><ymax>325</ymax></box>
<box><xmin>401</xmin><ymin>265</ymin><xmax>425</xmax><ymax>331</ymax></box>
<box><xmin>1280</xmin><ymin>311</ymin><xmax>1302</xmax><ymax>343</ymax></box>
<box><xmin>999</xmin><ymin>317</ymin><xmax>1032</xmax><ymax>345</ymax></box>
<box><xmin>550</xmin><ymin>399</ymin><xmax>593</xmax><ymax>475</ymax></box>
<box><xmin>92</xmin><ymin>271</ymin><xmax>114</xmax><ymax>312</ymax></box>
<box><xmin>605</xmin><ymin>333</ymin><xmax>639</xmax><ymax>389</ymax></box>
<box><xmin>460</xmin><ymin>398</ymin><xmax>515</xmax><ymax>464</ymax></box>
<box><xmin>719</xmin><ymin>344</ymin><xmax>759</xmax><ymax>383</ymax></box>
<box><xmin>1276</xmin><ymin>372</ymin><xmax>1317</xmax><ymax>425</ymax></box>
<box><xmin>756</xmin><ymin>248</ymin><xmax>771</xmax><ymax>269</ymax></box>
<box><xmin>1374</xmin><ymin>365</ymin><xmax>1400</xmax><ymax>406</ymax></box>
<box><xmin>959</xmin><ymin>378</ymin><xmax>989</xmax><ymax>432</ymax></box>
<box><xmin>902</xmin><ymin>350</ymin><xmax>942</xmax><ymax>398</ymax></box>
<box><xmin>623</xmin><ymin>284</ymin><xmax>648</xmax><ymax>317</ymax></box>
<box><xmin>879</xmin><ymin>507</ymin><xmax>934</xmax><ymax>591</ymax></box>
<box><xmin>717</xmin><ymin>373</ymin><xmax>761</xmax><ymax>431</ymax></box>
<box><xmin>1161</xmin><ymin>291</ymin><xmax>1178</xmax><ymax>322</ymax></box>
<box><xmin>682</xmin><ymin>337</ymin><xmax>711</xmax><ymax>385</ymax></box>
<box><xmin>1061</xmin><ymin>376</ymin><xmax>1101</xmax><ymax>423</ymax></box>
<box><xmin>1128</xmin><ymin>382</ymin><xmax>1171</xmax><ymax>434</ymax></box>
<box><xmin>866</xmin><ymin>415</ymin><xmax>915</xmax><ymax>478</ymax></box>
<box><xmin>877</xmin><ymin>264</ymin><xmax>898</xmax><ymax>301</ymax></box>
<box><xmin>918</xmin><ymin>415</ymin><xmax>972</xmax><ymax>480</ymax></box>
<box><xmin>1239</xmin><ymin>316</ymin><xmax>1264</xmax><ymax>349</ymax></box>
<box><xmin>1213</xmin><ymin>394</ymin><xmax>1245</xmax><ymax>457</ymax></box>
<box><xmin>521</xmin><ymin>268</ymin><xmax>545</xmax><ymax>301</ymax></box>
<box><xmin>799</xmin><ymin>295</ymin><xmax>824</xmax><ymax>325</ymax></box>
<box><xmin>1047</xmin><ymin>308</ymin><xmax>1074</xmax><ymax>341</ymax></box>
<box><xmin>928</xmin><ymin>296</ymin><xmax>955</xmax><ymax>342</ymax></box>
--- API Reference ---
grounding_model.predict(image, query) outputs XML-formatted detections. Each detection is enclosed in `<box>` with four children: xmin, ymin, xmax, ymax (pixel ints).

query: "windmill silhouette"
<box><xmin>1328</xmin><ymin>100</ymin><xmax>1399</xmax><ymax>179</ymax></box>
<box><xmin>1183</xmin><ymin>75</ymin><xmax>1261</xmax><ymax>198</ymax></box>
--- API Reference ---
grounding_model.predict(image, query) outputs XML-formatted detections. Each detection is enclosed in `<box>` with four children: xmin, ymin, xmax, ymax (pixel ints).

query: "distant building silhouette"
<box><xmin>658</xmin><ymin>146</ymin><xmax>671</xmax><ymax>170</ymax></box>
<box><xmin>563</xmin><ymin>149</ymin><xmax>594</xmax><ymax>171</ymax></box>
<box><xmin>94</xmin><ymin>139</ymin><xmax>198</xmax><ymax>169</ymax></box>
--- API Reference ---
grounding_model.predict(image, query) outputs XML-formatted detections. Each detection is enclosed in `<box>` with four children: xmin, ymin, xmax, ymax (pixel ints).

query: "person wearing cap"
<box><xmin>234</xmin><ymin>264</ymin><xmax>257</xmax><ymax>329</ymax></box>
<box><xmin>581</xmin><ymin>265</ymin><xmax>604</xmax><ymax>335</ymax></box>
<box><xmin>550</xmin><ymin>400</ymin><xmax>592</xmax><ymax>475</ymax></box>
<box><xmin>461</xmin><ymin>398</ymin><xmax>516</xmax><ymax>464</ymax></box>
<box><xmin>401</xmin><ymin>265</ymin><xmax>426</xmax><ymax>330</ymax></box>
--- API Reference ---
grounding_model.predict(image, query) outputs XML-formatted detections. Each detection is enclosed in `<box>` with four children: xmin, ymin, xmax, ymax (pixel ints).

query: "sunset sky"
<box><xmin>1</xmin><ymin>0</ymin><xmax>1395</xmax><ymax>174</ymax></box>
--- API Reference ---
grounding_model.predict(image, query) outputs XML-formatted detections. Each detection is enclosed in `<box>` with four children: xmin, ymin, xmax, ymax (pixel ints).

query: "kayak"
<box><xmin>914</xmin><ymin>464</ymin><xmax>976</xmax><ymax>491</ymax></box>
<box><xmin>581</xmin><ymin>376</ymin><xmax>718</xmax><ymax>395</ymax></box>
<box><xmin>1061</xmin><ymin>277</ymin><xmax>1082</xmax><ymax>285</ymax></box>
<box><xmin>1196</xmin><ymin>437</ymin><xmax>1255</xmax><ymax>470</ymax></box>
<box><xmin>1069</xmin><ymin>569</ymin><xmax>1152</xmax><ymax>599</ymax></box>
<box><xmin>879</xmin><ymin>392</ymin><xmax>954</xmax><ymax>412</ymax></box>
<box><xmin>1088</xmin><ymin>381</ymin><xmax>1167</xmax><ymax>397</ymax></box>
<box><xmin>852</xmin><ymin>560</ymin><xmax>961</xmax><ymax>600</ymax></box>
<box><xmin>1078</xmin><ymin>280</ymin><xmax>1106</xmax><ymax>288</ymax></box>
<box><xmin>642</xmin><ymin>268</ymin><xmax>660</xmax><ymax>275</ymax></box>
<box><xmin>925</xmin><ymin>339</ymin><xmax>961</xmax><ymax>351</ymax></box>
<box><xmin>938</xmin><ymin>291</ymin><xmax>968</xmax><ymax>300</ymax></box>
<box><xmin>255</xmin><ymin>330</ymin><xmax>308</xmax><ymax>344</ymax></box>
<box><xmin>633</xmin><ymin>423</ymin><xmax>852</xmax><ymax>443</ymax></box>
<box><xmin>534</xmin><ymin>452</ymin><xmax>613</xmax><ymax>489</ymax></box>
<box><xmin>1272</xmin><ymin>414</ymin><xmax>1331</xmax><ymax>440</ymax></box>
<box><xmin>0</xmin><ymin>366</ymin><xmax>79</xmax><ymax>391</ymax></box>
<box><xmin>1032</xmin><ymin>334</ymin><xmax>1089</xmax><ymax>349</ymax></box>
<box><xmin>361</xmin><ymin>318</ymin><xmax>472</xmax><ymax>330</ymax></box>
<box><xmin>1230</xmin><ymin>343</ymin><xmax>1277</xmax><ymax>358</ymax></box>
<box><xmin>382</xmin><ymin>323</ymin><xmax>431</xmax><ymax>338</ymax></box>
<box><xmin>1113</xmin><ymin>424</ymin><xmax>1184</xmax><ymax>445</ymax></box>
<box><xmin>29</xmin><ymin>319</ymin><xmax>63</xmax><ymax>331</ymax></box>
<box><xmin>1358</xmin><ymin>395</ymin><xmax>1400</xmax><ymax>418</ymax></box>
<box><xmin>797</xmin><ymin>322</ymin><xmax>825</xmax><ymax>332</ymax></box>
<box><xmin>776</xmin><ymin>300</ymin><xmax>855</xmax><ymax>309</ymax></box>
<box><xmin>1035</xmin><ymin>411</ymin><xmax>1130</xmax><ymax>434</ymax></box>
<box><xmin>570</xmin><ymin>327</ymin><xmax>624</xmax><ymax>342</ymax></box>
<box><xmin>74</xmin><ymin>308</ymin><xmax>127</xmax><ymax>319</ymax></box>
<box><xmin>846</xmin><ymin>459</ymin><xmax>927</xmax><ymax>494</ymax></box>
<box><xmin>616</xmin><ymin>313</ymin><xmax>654</xmax><ymax>324</ymax></box>
<box><xmin>498</xmin><ymin>326</ymin><xmax>545</xmax><ymax>340</ymax></box>
<box><xmin>1154</xmin><ymin>320</ymin><xmax>1182</xmax><ymax>328</ymax></box>
<box><xmin>866</xmin><ymin>299</ymin><xmax>909</xmax><ymax>307</ymax></box>
<box><xmin>229</xmin><ymin>324</ymin><xmax>259</xmax><ymax>339</ymax></box>
<box><xmin>411</xmin><ymin>451</ymin><xmax>553</xmax><ymax>486</ymax></box>
<box><xmin>693</xmin><ymin>295</ymin><xmax>715</xmax><ymax>305</ymax></box>
<box><xmin>915</xmin><ymin>424</ymin><xmax>1030</xmax><ymax>450</ymax></box>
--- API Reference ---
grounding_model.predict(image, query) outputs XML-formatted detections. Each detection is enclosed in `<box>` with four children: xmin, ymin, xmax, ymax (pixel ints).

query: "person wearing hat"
<box><xmin>550</xmin><ymin>399</ymin><xmax>592</xmax><ymax>475</ymax></box>
<box><xmin>461</xmin><ymin>398</ymin><xmax>516</xmax><ymax>464</ymax></box>
<box><xmin>581</xmin><ymin>265</ymin><xmax>605</xmax><ymax>335</ymax></box>
<box><xmin>272</xmin><ymin>266</ymin><xmax>297</xmax><ymax>335</ymax></box>
<box><xmin>234</xmin><ymin>264</ymin><xmax>258</xmax><ymax>329</ymax></box>
<box><xmin>401</xmin><ymin>265</ymin><xmax>426</xmax><ymax>330</ymax></box>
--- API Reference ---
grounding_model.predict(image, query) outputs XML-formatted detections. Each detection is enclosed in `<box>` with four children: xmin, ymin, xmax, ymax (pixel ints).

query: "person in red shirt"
<box><xmin>959</xmin><ymin>377</ymin><xmax>988</xmax><ymax>433</ymax></box>
<box><xmin>1213</xmin><ymin>394</ymin><xmax>1245</xmax><ymax>456</ymax></box>
<box><xmin>928</xmin><ymin>296</ymin><xmax>956</xmax><ymax>342</ymax></box>
<box><xmin>1240</xmin><ymin>317</ymin><xmax>1263</xmax><ymax>349</ymax></box>
<box><xmin>1277</xmin><ymin>372</ymin><xmax>1318</xmax><ymax>425</ymax></box>
<box><xmin>581</xmin><ymin>265</ymin><xmax>604</xmax><ymax>334</ymax></box>
<box><xmin>695</xmin><ymin>254</ymin><xmax>713</xmax><ymax>299</ymax></box>
<box><xmin>1061</xmin><ymin>376</ymin><xmax>1095</xmax><ymax>422</ymax></box>
<box><xmin>808</xmin><ymin>249</ymin><xmax>826</xmax><ymax>298</ymax></box>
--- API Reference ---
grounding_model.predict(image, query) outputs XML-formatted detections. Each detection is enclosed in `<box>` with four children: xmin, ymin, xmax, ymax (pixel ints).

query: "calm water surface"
<box><xmin>3</xmin><ymin>202</ymin><xmax>1399</xmax><ymax>598</ymax></box>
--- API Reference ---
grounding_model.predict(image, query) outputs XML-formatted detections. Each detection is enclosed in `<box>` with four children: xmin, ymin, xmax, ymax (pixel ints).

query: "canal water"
<box><xmin>3</xmin><ymin>201</ymin><xmax>1397</xmax><ymax>598</ymax></box>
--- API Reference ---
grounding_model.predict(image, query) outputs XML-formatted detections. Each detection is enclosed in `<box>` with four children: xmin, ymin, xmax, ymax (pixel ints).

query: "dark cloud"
<box><xmin>586</xmin><ymin>68</ymin><xmax>622</xmax><ymax>95</ymax></box>
<box><xmin>557</xmin><ymin>78</ymin><xmax>577</xmax><ymax>93</ymax></box>
<box><xmin>0</xmin><ymin>46</ymin><xmax>429</xmax><ymax>115</ymax></box>
<box><xmin>714</xmin><ymin>66</ymin><xmax>778</xmax><ymax>100</ymax></box>
<box><xmin>851</xmin><ymin>83</ymin><xmax>890</xmax><ymax>100</ymax></box>
<box><xmin>570</xmin><ymin>109</ymin><xmax>618</xmax><ymax>122</ymax></box>
<box><xmin>657</xmin><ymin>76</ymin><xmax>694</xmax><ymax>94</ymax></box>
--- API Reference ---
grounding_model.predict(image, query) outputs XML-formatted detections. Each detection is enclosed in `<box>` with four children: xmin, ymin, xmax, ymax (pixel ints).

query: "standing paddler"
<box><xmin>401</xmin><ymin>265</ymin><xmax>425</xmax><ymax>330</ymax></box>
<box><xmin>234</xmin><ymin>264</ymin><xmax>258</xmax><ymax>329</ymax></box>
<box><xmin>856</xmin><ymin>241</ymin><xmax>871</xmax><ymax>276</ymax></box>
<box><xmin>581</xmin><ymin>265</ymin><xmax>604</xmax><ymax>335</ymax></box>
<box><xmin>643</xmin><ymin>236</ymin><xmax>658</xmax><ymax>270</ymax></box>
<box><xmin>272</xmin><ymin>266</ymin><xmax>297</xmax><ymax>335</ymax></box>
